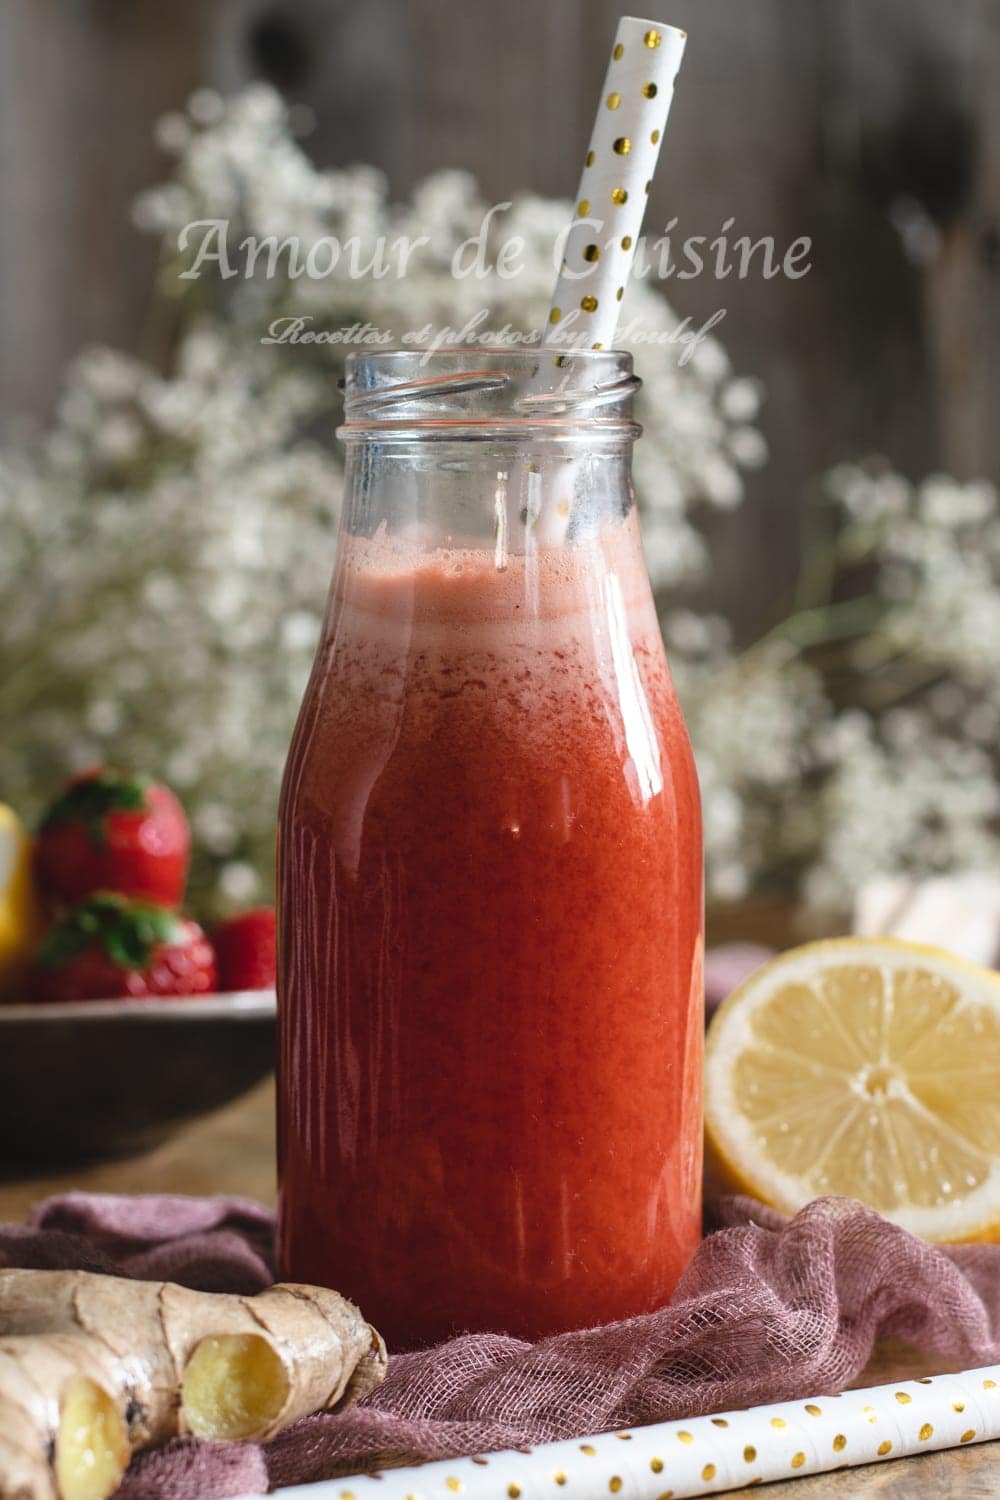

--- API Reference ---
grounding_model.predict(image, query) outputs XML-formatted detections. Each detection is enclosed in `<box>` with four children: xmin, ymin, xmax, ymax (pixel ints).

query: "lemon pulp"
<box><xmin>705</xmin><ymin>938</ymin><xmax>1000</xmax><ymax>1241</ymax></box>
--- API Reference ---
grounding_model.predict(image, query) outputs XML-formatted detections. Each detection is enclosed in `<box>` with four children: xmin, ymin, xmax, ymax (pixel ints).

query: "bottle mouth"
<box><xmin>338</xmin><ymin>347</ymin><xmax>642</xmax><ymax>442</ymax></box>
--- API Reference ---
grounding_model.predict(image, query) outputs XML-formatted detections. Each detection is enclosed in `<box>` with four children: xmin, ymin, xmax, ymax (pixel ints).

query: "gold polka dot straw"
<box><xmin>546</xmin><ymin>16</ymin><xmax>687</xmax><ymax>350</ymax></box>
<box><xmin>280</xmin><ymin>1365</ymin><xmax>1000</xmax><ymax>1500</ymax></box>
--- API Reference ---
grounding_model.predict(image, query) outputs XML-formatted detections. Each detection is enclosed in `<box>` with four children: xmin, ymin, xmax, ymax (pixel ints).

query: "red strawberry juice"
<box><xmin>277</xmin><ymin>508</ymin><xmax>703</xmax><ymax>1347</ymax></box>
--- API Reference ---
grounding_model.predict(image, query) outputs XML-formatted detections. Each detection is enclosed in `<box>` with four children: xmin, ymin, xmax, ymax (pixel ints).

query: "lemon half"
<box><xmin>0</xmin><ymin>803</ymin><xmax>43</xmax><ymax>999</ymax></box>
<box><xmin>705</xmin><ymin>937</ymin><xmax>1000</xmax><ymax>1242</ymax></box>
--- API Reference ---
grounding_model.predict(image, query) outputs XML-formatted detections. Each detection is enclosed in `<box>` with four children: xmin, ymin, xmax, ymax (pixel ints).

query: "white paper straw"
<box><xmin>263</xmin><ymin>1365</ymin><xmax>1000</xmax><ymax>1500</ymax></box>
<box><xmin>546</xmin><ymin>17</ymin><xmax>687</xmax><ymax>351</ymax></box>
<box><xmin>522</xmin><ymin>15</ymin><xmax>687</xmax><ymax>549</ymax></box>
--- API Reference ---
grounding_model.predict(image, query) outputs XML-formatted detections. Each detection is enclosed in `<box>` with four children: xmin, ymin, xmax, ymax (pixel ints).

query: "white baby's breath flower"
<box><xmin>5</xmin><ymin>88</ymin><xmax>996</xmax><ymax>918</ymax></box>
<box><xmin>919</xmin><ymin>475</ymin><xmax>997</xmax><ymax>528</ymax></box>
<box><xmin>219</xmin><ymin>861</ymin><xmax>261</xmax><ymax>904</ymax></box>
<box><xmin>281</xmin><ymin>611</ymin><xmax>322</xmax><ymax>652</ymax></box>
<box><xmin>94</xmin><ymin>414</ymin><xmax>144</xmax><ymax>465</ymax></box>
<box><xmin>85</xmin><ymin>699</ymin><xmax>123</xmax><ymax>737</ymax></box>
<box><xmin>720</xmin><ymin>377</ymin><xmax>763</xmax><ymax>424</ymax></box>
<box><xmin>696</xmin><ymin>452</ymin><xmax>744</xmax><ymax>509</ymax></box>
<box><xmin>155</xmin><ymin>112</ymin><xmax>192</xmax><ymax>155</ymax></box>
<box><xmin>664</xmin><ymin>609</ymin><xmax>715</xmax><ymax>656</ymax></box>
<box><xmin>193</xmin><ymin>802</ymin><xmax>239</xmax><ymax>855</ymax></box>
<box><xmin>187</xmin><ymin>88</ymin><xmax>226</xmax><ymax>127</ymax></box>
<box><xmin>131</xmin><ymin>184</ymin><xmax>195</xmax><ymax>234</ymax></box>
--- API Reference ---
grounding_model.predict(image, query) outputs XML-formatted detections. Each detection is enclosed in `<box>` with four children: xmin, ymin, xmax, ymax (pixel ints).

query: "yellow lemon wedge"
<box><xmin>705</xmin><ymin>937</ymin><xmax>1000</xmax><ymax>1242</ymax></box>
<box><xmin>0</xmin><ymin>803</ymin><xmax>43</xmax><ymax>1000</ymax></box>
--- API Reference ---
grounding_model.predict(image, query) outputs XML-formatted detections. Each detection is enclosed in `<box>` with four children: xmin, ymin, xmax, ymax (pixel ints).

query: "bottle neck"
<box><xmin>336</xmin><ymin>348</ymin><xmax>641</xmax><ymax>553</ymax></box>
<box><xmin>341</xmin><ymin>438</ymin><xmax>637</xmax><ymax>553</ymax></box>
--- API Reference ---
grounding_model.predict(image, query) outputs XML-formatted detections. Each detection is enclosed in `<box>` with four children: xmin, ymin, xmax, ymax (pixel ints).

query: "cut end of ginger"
<box><xmin>705</xmin><ymin>936</ymin><xmax>1000</xmax><ymax>1243</ymax></box>
<box><xmin>182</xmin><ymin>1333</ymin><xmax>290</xmax><ymax>1441</ymax></box>
<box><xmin>55</xmin><ymin>1375</ymin><xmax>130</xmax><ymax>1500</ymax></box>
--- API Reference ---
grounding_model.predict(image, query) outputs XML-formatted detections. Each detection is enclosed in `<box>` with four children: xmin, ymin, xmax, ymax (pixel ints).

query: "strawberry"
<box><xmin>35</xmin><ymin>767</ymin><xmax>190</xmax><ymax>910</ymax></box>
<box><xmin>213</xmin><ymin>907</ymin><xmax>276</xmax><ymax>992</ymax></box>
<box><xmin>33</xmin><ymin>893</ymin><xmax>217</xmax><ymax>1003</ymax></box>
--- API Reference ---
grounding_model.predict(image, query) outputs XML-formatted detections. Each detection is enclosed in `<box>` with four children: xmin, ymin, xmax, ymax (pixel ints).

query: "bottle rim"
<box><xmin>337</xmin><ymin>346</ymin><xmax>642</xmax><ymax>442</ymax></box>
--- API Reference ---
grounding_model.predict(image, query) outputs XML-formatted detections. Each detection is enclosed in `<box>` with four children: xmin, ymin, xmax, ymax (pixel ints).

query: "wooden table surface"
<box><xmin>0</xmin><ymin>1082</ymin><xmax>994</xmax><ymax>1498</ymax></box>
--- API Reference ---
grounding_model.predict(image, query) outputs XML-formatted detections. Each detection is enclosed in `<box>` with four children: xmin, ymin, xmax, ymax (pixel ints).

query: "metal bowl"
<box><xmin>0</xmin><ymin>991</ymin><xmax>276</xmax><ymax>1165</ymax></box>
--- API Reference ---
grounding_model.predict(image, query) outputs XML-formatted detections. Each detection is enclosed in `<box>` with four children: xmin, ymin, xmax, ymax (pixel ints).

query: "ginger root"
<box><xmin>0</xmin><ymin>1334</ymin><xmax>130</xmax><ymax>1500</ymax></box>
<box><xmin>0</xmin><ymin>1269</ymin><xmax>386</xmax><ymax>1500</ymax></box>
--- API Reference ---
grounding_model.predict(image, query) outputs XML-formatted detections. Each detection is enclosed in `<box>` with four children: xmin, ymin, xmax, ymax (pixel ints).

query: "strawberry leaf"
<box><xmin>39</xmin><ymin>768</ymin><xmax>151</xmax><ymax>848</ymax></box>
<box><xmin>37</xmin><ymin>893</ymin><xmax>182</xmax><ymax>972</ymax></box>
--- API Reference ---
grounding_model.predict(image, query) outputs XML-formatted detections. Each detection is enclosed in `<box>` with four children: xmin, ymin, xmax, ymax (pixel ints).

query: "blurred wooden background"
<box><xmin>1</xmin><ymin>0</ymin><xmax>998</xmax><ymax>624</ymax></box>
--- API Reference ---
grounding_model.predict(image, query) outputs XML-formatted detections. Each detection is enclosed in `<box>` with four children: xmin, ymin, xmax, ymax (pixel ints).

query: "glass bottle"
<box><xmin>277</xmin><ymin>349</ymin><xmax>703</xmax><ymax>1348</ymax></box>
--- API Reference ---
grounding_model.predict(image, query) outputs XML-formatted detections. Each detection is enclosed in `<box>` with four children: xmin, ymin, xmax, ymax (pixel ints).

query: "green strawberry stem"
<box><xmin>39</xmin><ymin>768</ymin><xmax>151</xmax><ymax>848</ymax></box>
<box><xmin>37</xmin><ymin>893</ymin><xmax>183</xmax><ymax>971</ymax></box>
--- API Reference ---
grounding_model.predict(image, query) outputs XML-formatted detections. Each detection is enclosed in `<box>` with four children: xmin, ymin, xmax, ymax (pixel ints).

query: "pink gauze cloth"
<box><xmin>2</xmin><ymin>1194</ymin><xmax>1000</xmax><ymax>1498</ymax></box>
